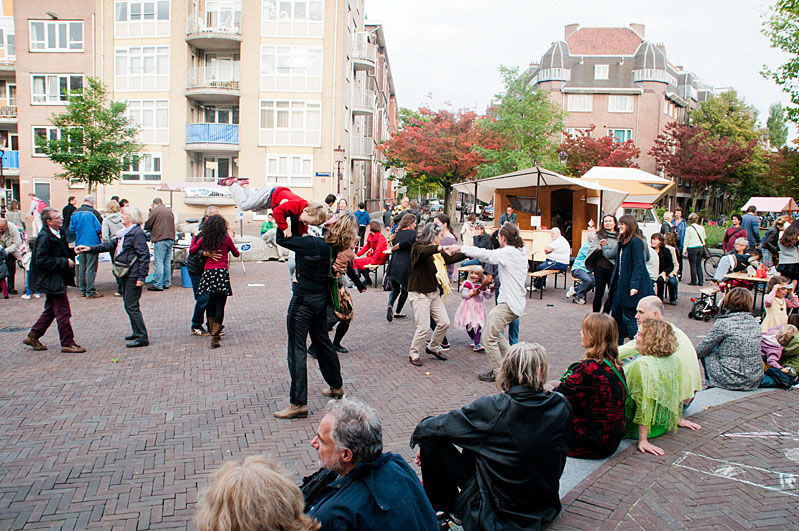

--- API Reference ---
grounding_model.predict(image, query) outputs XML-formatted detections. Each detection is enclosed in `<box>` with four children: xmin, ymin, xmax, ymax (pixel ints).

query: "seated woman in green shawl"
<box><xmin>625</xmin><ymin>320</ymin><xmax>702</xmax><ymax>456</ymax></box>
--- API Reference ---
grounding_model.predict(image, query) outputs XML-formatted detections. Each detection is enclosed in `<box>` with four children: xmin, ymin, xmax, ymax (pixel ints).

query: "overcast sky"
<box><xmin>366</xmin><ymin>0</ymin><xmax>793</xmax><ymax>134</ymax></box>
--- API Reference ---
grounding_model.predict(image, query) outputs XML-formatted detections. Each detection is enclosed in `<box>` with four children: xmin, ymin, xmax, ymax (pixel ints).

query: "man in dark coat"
<box><xmin>23</xmin><ymin>208</ymin><xmax>85</xmax><ymax>353</ymax></box>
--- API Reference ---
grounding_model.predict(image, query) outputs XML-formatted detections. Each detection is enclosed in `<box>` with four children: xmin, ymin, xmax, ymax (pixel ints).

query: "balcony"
<box><xmin>185</xmin><ymin>123</ymin><xmax>239</xmax><ymax>152</ymax></box>
<box><xmin>0</xmin><ymin>105</ymin><xmax>16</xmax><ymax>124</ymax></box>
<box><xmin>185</xmin><ymin>67</ymin><xmax>241</xmax><ymax>103</ymax></box>
<box><xmin>352</xmin><ymin>32</ymin><xmax>376</xmax><ymax>71</ymax></box>
<box><xmin>352</xmin><ymin>137</ymin><xmax>374</xmax><ymax>160</ymax></box>
<box><xmin>633</xmin><ymin>69</ymin><xmax>678</xmax><ymax>87</ymax></box>
<box><xmin>0</xmin><ymin>150</ymin><xmax>19</xmax><ymax>174</ymax></box>
<box><xmin>530</xmin><ymin>68</ymin><xmax>571</xmax><ymax>85</ymax></box>
<box><xmin>186</xmin><ymin>10</ymin><xmax>242</xmax><ymax>50</ymax></box>
<box><xmin>352</xmin><ymin>89</ymin><xmax>376</xmax><ymax>115</ymax></box>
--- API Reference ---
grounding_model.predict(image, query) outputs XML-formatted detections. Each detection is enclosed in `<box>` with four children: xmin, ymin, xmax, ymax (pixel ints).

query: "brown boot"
<box><xmin>210</xmin><ymin>321</ymin><xmax>223</xmax><ymax>349</ymax></box>
<box><xmin>322</xmin><ymin>388</ymin><xmax>345</xmax><ymax>399</ymax></box>
<box><xmin>273</xmin><ymin>404</ymin><xmax>309</xmax><ymax>419</ymax></box>
<box><xmin>23</xmin><ymin>331</ymin><xmax>47</xmax><ymax>351</ymax></box>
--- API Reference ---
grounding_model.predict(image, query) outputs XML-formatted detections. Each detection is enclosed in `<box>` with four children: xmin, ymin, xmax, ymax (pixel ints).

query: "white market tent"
<box><xmin>580</xmin><ymin>167</ymin><xmax>675</xmax><ymax>205</ymax></box>
<box><xmin>741</xmin><ymin>197</ymin><xmax>799</xmax><ymax>214</ymax></box>
<box><xmin>452</xmin><ymin>166</ymin><xmax>629</xmax><ymax>217</ymax></box>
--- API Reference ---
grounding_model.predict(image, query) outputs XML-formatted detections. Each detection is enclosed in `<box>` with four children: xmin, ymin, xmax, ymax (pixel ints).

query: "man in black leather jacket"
<box><xmin>411</xmin><ymin>342</ymin><xmax>571</xmax><ymax>531</ymax></box>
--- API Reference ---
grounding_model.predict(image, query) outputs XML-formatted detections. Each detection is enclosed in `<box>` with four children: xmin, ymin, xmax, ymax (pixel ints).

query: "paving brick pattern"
<box><xmin>0</xmin><ymin>261</ymin><xmax>790</xmax><ymax>530</ymax></box>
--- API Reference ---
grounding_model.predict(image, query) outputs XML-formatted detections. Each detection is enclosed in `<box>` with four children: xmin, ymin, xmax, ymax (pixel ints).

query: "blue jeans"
<box><xmin>460</xmin><ymin>258</ymin><xmax>480</xmax><ymax>267</ymax></box>
<box><xmin>495</xmin><ymin>290</ymin><xmax>519</xmax><ymax>345</ymax></box>
<box><xmin>534</xmin><ymin>259</ymin><xmax>568</xmax><ymax>288</ymax></box>
<box><xmin>612</xmin><ymin>306</ymin><xmax>638</xmax><ymax>344</ymax></box>
<box><xmin>190</xmin><ymin>271</ymin><xmax>209</xmax><ymax>330</ymax></box>
<box><xmin>25</xmin><ymin>269</ymin><xmax>40</xmax><ymax>296</ymax></box>
<box><xmin>153</xmin><ymin>239</ymin><xmax>174</xmax><ymax>288</ymax></box>
<box><xmin>571</xmin><ymin>268</ymin><xmax>595</xmax><ymax>300</ymax></box>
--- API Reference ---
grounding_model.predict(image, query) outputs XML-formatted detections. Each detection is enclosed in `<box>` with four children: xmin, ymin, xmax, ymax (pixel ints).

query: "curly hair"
<box><xmin>201</xmin><ymin>214</ymin><xmax>228</xmax><ymax>252</ymax></box>
<box><xmin>499</xmin><ymin>223</ymin><xmax>524</xmax><ymax>248</ymax></box>
<box><xmin>324</xmin><ymin>212</ymin><xmax>359</xmax><ymax>251</ymax></box>
<box><xmin>582</xmin><ymin>313</ymin><xmax>621</xmax><ymax>369</ymax></box>
<box><xmin>638</xmin><ymin>319</ymin><xmax>677</xmax><ymax>358</ymax></box>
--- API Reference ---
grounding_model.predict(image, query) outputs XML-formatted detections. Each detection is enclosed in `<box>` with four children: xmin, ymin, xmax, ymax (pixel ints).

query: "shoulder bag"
<box><xmin>691</xmin><ymin>225</ymin><xmax>711</xmax><ymax>260</ymax></box>
<box><xmin>112</xmin><ymin>255</ymin><xmax>137</xmax><ymax>279</ymax></box>
<box><xmin>329</xmin><ymin>247</ymin><xmax>354</xmax><ymax>322</ymax></box>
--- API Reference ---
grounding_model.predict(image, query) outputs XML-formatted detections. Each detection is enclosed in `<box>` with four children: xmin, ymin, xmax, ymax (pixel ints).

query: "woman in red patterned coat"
<box><xmin>353</xmin><ymin>221</ymin><xmax>388</xmax><ymax>284</ymax></box>
<box><xmin>552</xmin><ymin>313</ymin><xmax>627</xmax><ymax>459</ymax></box>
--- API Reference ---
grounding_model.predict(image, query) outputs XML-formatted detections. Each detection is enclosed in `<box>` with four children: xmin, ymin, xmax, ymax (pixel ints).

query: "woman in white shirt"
<box><xmin>684</xmin><ymin>213</ymin><xmax>707</xmax><ymax>286</ymax></box>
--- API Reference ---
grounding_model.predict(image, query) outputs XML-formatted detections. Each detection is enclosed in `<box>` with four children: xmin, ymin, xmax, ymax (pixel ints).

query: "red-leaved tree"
<box><xmin>559</xmin><ymin>125</ymin><xmax>641</xmax><ymax>177</ymax></box>
<box><xmin>650</xmin><ymin>122</ymin><xmax>753</xmax><ymax>212</ymax></box>
<box><xmin>378</xmin><ymin>108</ymin><xmax>487</xmax><ymax>215</ymax></box>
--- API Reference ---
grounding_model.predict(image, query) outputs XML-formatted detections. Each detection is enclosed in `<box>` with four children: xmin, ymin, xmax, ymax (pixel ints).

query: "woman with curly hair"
<box><xmin>189</xmin><ymin>214</ymin><xmax>240</xmax><ymax>349</ymax></box>
<box><xmin>274</xmin><ymin>213</ymin><xmax>364</xmax><ymax>419</ymax></box>
<box><xmin>624</xmin><ymin>320</ymin><xmax>701</xmax><ymax>456</ymax></box>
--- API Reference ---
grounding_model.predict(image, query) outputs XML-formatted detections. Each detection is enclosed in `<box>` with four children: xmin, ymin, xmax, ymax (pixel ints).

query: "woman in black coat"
<box><xmin>608</xmin><ymin>214</ymin><xmax>655</xmax><ymax>344</ymax></box>
<box><xmin>386</xmin><ymin>213</ymin><xmax>417</xmax><ymax>321</ymax></box>
<box><xmin>76</xmin><ymin>206</ymin><xmax>150</xmax><ymax>348</ymax></box>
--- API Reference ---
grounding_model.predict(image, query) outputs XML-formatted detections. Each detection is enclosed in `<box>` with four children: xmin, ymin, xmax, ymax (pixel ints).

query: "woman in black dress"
<box><xmin>386</xmin><ymin>213</ymin><xmax>417</xmax><ymax>321</ymax></box>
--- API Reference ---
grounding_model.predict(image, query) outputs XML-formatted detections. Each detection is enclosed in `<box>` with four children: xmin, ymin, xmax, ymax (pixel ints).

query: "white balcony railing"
<box><xmin>633</xmin><ymin>69</ymin><xmax>677</xmax><ymax>87</ymax></box>
<box><xmin>186</xmin><ymin>67</ymin><xmax>241</xmax><ymax>91</ymax></box>
<box><xmin>352</xmin><ymin>89</ymin><xmax>376</xmax><ymax>111</ymax></box>
<box><xmin>186</xmin><ymin>10</ymin><xmax>242</xmax><ymax>35</ymax></box>
<box><xmin>0</xmin><ymin>105</ymin><xmax>16</xmax><ymax>118</ymax></box>
<box><xmin>353</xmin><ymin>32</ymin><xmax>377</xmax><ymax>64</ymax></box>
<box><xmin>352</xmin><ymin>137</ymin><xmax>374</xmax><ymax>158</ymax></box>
<box><xmin>531</xmin><ymin>68</ymin><xmax>571</xmax><ymax>85</ymax></box>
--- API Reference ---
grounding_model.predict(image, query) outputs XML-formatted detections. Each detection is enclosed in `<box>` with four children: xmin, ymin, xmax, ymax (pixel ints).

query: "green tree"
<box><xmin>767</xmin><ymin>102</ymin><xmax>790</xmax><ymax>148</ymax></box>
<box><xmin>762</xmin><ymin>0</ymin><xmax>799</xmax><ymax>122</ymax></box>
<box><xmin>36</xmin><ymin>77</ymin><xmax>141</xmax><ymax>193</ymax></box>
<box><xmin>475</xmin><ymin>66</ymin><xmax>565</xmax><ymax>177</ymax></box>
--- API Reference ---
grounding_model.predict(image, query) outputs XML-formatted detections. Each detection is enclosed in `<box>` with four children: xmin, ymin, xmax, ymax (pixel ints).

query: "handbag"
<box><xmin>691</xmin><ymin>225</ymin><xmax>711</xmax><ymax>260</ymax></box>
<box><xmin>112</xmin><ymin>255</ymin><xmax>137</xmax><ymax>279</ymax></box>
<box><xmin>185</xmin><ymin>250</ymin><xmax>206</xmax><ymax>275</ymax></box>
<box><xmin>329</xmin><ymin>248</ymin><xmax>355</xmax><ymax>322</ymax></box>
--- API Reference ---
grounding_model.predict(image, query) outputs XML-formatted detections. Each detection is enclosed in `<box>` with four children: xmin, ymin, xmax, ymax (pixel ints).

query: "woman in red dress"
<box><xmin>354</xmin><ymin>221</ymin><xmax>388</xmax><ymax>284</ymax></box>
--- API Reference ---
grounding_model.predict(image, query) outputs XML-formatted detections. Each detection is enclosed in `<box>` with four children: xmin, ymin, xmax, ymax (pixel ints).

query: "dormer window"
<box><xmin>594</xmin><ymin>64</ymin><xmax>609</xmax><ymax>80</ymax></box>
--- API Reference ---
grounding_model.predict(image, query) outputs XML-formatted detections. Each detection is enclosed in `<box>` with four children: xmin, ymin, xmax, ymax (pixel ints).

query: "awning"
<box><xmin>156</xmin><ymin>182</ymin><xmax>230</xmax><ymax>195</ymax></box>
<box><xmin>452</xmin><ymin>166</ymin><xmax>629</xmax><ymax>216</ymax></box>
<box><xmin>741</xmin><ymin>197</ymin><xmax>799</xmax><ymax>213</ymax></box>
<box><xmin>581</xmin><ymin>167</ymin><xmax>675</xmax><ymax>204</ymax></box>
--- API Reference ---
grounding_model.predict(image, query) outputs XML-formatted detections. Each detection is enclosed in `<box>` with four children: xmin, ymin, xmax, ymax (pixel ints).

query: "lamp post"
<box><xmin>334</xmin><ymin>145</ymin><xmax>346</xmax><ymax>195</ymax></box>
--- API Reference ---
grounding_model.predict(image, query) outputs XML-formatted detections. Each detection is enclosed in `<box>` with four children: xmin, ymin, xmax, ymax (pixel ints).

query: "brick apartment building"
<box><xmin>2</xmin><ymin>0</ymin><xmax>398</xmax><ymax>228</ymax></box>
<box><xmin>528</xmin><ymin>23</ymin><xmax>732</xmax><ymax>212</ymax></box>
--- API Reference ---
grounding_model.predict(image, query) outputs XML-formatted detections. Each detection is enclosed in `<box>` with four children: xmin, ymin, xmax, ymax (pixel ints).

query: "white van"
<box><xmin>616</xmin><ymin>202</ymin><xmax>661</xmax><ymax>241</ymax></box>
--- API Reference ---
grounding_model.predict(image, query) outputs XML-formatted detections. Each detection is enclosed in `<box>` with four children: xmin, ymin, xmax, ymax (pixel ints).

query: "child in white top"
<box><xmin>454</xmin><ymin>265</ymin><xmax>492</xmax><ymax>351</ymax></box>
<box><xmin>762</xmin><ymin>275</ymin><xmax>799</xmax><ymax>332</ymax></box>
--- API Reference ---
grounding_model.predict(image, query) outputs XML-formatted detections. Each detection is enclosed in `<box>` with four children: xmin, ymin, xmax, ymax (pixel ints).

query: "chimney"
<box><xmin>629</xmin><ymin>23</ymin><xmax>645</xmax><ymax>39</ymax></box>
<box><xmin>655</xmin><ymin>42</ymin><xmax>667</xmax><ymax>56</ymax></box>
<box><xmin>564</xmin><ymin>24</ymin><xmax>580</xmax><ymax>40</ymax></box>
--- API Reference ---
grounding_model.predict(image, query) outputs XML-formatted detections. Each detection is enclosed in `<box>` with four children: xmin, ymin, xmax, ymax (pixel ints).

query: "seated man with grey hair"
<box><xmin>411</xmin><ymin>343</ymin><xmax>571</xmax><ymax>530</ymax></box>
<box><xmin>713</xmin><ymin>237</ymin><xmax>760</xmax><ymax>284</ymax></box>
<box><xmin>301</xmin><ymin>398</ymin><xmax>437</xmax><ymax>530</ymax></box>
<box><xmin>531</xmin><ymin>227</ymin><xmax>571</xmax><ymax>291</ymax></box>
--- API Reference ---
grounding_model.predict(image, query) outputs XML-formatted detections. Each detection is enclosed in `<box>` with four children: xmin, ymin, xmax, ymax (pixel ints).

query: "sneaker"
<box><xmin>473</xmin><ymin>343</ymin><xmax>485</xmax><ymax>352</ymax></box>
<box><xmin>147</xmin><ymin>286</ymin><xmax>163</xmax><ymax>292</ymax></box>
<box><xmin>530</xmin><ymin>286</ymin><xmax>540</xmax><ymax>292</ymax></box>
<box><xmin>386</xmin><ymin>306</ymin><xmax>394</xmax><ymax>322</ymax></box>
<box><xmin>575</xmin><ymin>297</ymin><xmax>586</xmax><ymax>305</ymax></box>
<box><xmin>113</xmin><ymin>292</ymin><xmax>123</xmax><ymax>297</ymax></box>
<box><xmin>33</xmin><ymin>294</ymin><xmax>41</xmax><ymax>298</ymax></box>
<box><xmin>470</xmin><ymin>342</ymin><xmax>475</xmax><ymax>347</ymax></box>
<box><xmin>192</xmin><ymin>327</ymin><xmax>210</xmax><ymax>336</ymax></box>
<box><xmin>21</xmin><ymin>294</ymin><xmax>31</xmax><ymax>300</ymax></box>
<box><xmin>566</xmin><ymin>287</ymin><xmax>575</xmax><ymax>299</ymax></box>
<box><xmin>440</xmin><ymin>342</ymin><xmax>451</xmax><ymax>351</ymax></box>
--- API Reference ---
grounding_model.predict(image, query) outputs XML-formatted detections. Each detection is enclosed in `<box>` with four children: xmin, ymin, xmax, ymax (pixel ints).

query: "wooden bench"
<box><xmin>363</xmin><ymin>263</ymin><xmax>383</xmax><ymax>288</ymax></box>
<box><xmin>528</xmin><ymin>269</ymin><xmax>568</xmax><ymax>299</ymax></box>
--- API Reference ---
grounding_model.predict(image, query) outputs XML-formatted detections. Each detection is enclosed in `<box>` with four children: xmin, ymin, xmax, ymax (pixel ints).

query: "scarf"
<box><xmin>432</xmin><ymin>253</ymin><xmax>452</xmax><ymax>298</ymax></box>
<box><xmin>114</xmin><ymin>224</ymin><xmax>137</xmax><ymax>257</ymax></box>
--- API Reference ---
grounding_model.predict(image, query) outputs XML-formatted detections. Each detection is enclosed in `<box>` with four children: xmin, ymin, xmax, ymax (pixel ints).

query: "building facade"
<box><xmin>528</xmin><ymin>23</ymin><xmax>723</xmax><ymax>211</ymax></box>
<box><xmin>6</xmin><ymin>0</ymin><xmax>397</xmax><ymax>228</ymax></box>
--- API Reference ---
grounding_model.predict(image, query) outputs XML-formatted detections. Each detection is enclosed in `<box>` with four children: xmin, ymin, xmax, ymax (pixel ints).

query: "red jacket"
<box><xmin>271</xmin><ymin>186</ymin><xmax>309</xmax><ymax>235</ymax></box>
<box><xmin>356</xmin><ymin>231</ymin><xmax>388</xmax><ymax>266</ymax></box>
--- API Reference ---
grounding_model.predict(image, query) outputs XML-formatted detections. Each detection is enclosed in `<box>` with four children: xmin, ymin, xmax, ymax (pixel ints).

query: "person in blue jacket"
<box><xmin>742</xmin><ymin>205</ymin><xmax>761</xmax><ymax>251</ymax></box>
<box><xmin>354</xmin><ymin>202</ymin><xmax>371</xmax><ymax>247</ymax></box>
<box><xmin>608</xmin><ymin>214</ymin><xmax>655</xmax><ymax>344</ymax></box>
<box><xmin>69</xmin><ymin>195</ymin><xmax>102</xmax><ymax>298</ymax></box>
<box><xmin>672</xmin><ymin>207</ymin><xmax>687</xmax><ymax>280</ymax></box>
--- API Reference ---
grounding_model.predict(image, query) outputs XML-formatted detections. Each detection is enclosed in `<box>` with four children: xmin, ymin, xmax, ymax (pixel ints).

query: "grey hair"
<box><xmin>496</xmin><ymin>342</ymin><xmax>549</xmax><ymax>393</ymax></box>
<box><xmin>326</xmin><ymin>398</ymin><xmax>383</xmax><ymax>463</ymax></box>
<box><xmin>82</xmin><ymin>194</ymin><xmax>95</xmax><ymax>205</ymax></box>
<box><xmin>639</xmin><ymin>295</ymin><xmax>664</xmax><ymax>317</ymax></box>
<box><xmin>734</xmin><ymin>237</ymin><xmax>748</xmax><ymax>248</ymax></box>
<box><xmin>40</xmin><ymin>207</ymin><xmax>58</xmax><ymax>225</ymax></box>
<box><xmin>204</xmin><ymin>206</ymin><xmax>220</xmax><ymax>217</ymax></box>
<box><xmin>416</xmin><ymin>222</ymin><xmax>443</xmax><ymax>245</ymax></box>
<box><xmin>123</xmin><ymin>206</ymin><xmax>144</xmax><ymax>225</ymax></box>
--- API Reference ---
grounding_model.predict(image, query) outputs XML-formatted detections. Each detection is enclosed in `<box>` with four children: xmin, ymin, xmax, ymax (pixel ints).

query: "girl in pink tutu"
<box><xmin>455</xmin><ymin>265</ymin><xmax>491</xmax><ymax>352</ymax></box>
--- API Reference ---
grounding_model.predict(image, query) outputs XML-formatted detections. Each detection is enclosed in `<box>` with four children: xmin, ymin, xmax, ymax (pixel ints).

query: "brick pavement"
<box><xmin>0</xmin><ymin>261</ymin><xmax>790</xmax><ymax>530</ymax></box>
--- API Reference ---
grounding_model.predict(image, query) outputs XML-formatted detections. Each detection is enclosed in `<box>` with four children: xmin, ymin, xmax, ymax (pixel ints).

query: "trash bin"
<box><xmin>181</xmin><ymin>265</ymin><xmax>193</xmax><ymax>288</ymax></box>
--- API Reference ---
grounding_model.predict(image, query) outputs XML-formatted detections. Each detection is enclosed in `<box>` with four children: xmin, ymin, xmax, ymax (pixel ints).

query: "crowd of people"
<box><xmin>5</xmin><ymin>187</ymin><xmax>799</xmax><ymax>530</ymax></box>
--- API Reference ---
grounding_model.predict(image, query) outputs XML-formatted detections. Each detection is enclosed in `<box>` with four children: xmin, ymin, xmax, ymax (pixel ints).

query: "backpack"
<box><xmin>35</xmin><ymin>199</ymin><xmax>47</xmax><ymax>214</ymax></box>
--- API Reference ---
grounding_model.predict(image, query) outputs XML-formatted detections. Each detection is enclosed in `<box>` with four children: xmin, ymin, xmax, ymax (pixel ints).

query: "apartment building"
<box><xmin>7</xmin><ymin>0</ymin><xmax>397</xmax><ymax>224</ymax></box>
<box><xmin>528</xmin><ymin>23</ymin><xmax>723</xmax><ymax>210</ymax></box>
<box><xmin>0</xmin><ymin>0</ymin><xmax>16</xmax><ymax>210</ymax></box>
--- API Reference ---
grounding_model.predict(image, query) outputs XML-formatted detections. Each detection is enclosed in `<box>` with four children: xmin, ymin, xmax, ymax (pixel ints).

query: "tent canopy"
<box><xmin>580</xmin><ymin>167</ymin><xmax>675</xmax><ymax>205</ymax></box>
<box><xmin>453</xmin><ymin>166</ymin><xmax>629</xmax><ymax>216</ymax></box>
<box><xmin>741</xmin><ymin>197</ymin><xmax>799</xmax><ymax>213</ymax></box>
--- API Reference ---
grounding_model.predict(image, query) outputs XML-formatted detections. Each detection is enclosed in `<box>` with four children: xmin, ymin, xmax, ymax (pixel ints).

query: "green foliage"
<box><xmin>767</xmin><ymin>103</ymin><xmax>790</xmax><ymax>147</ymax></box>
<box><xmin>475</xmin><ymin>66</ymin><xmax>565</xmax><ymax>177</ymax></box>
<box><xmin>762</xmin><ymin>0</ymin><xmax>799</xmax><ymax>122</ymax></box>
<box><xmin>704</xmin><ymin>224</ymin><xmax>725</xmax><ymax>248</ymax></box>
<box><xmin>36</xmin><ymin>77</ymin><xmax>141</xmax><ymax>193</ymax></box>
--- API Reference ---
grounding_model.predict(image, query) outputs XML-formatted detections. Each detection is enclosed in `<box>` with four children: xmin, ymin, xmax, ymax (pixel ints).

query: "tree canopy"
<box><xmin>762</xmin><ymin>0</ymin><xmax>799</xmax><ymax>122</ymax></box>
<box><xmin>36</xmin><ymin>77</ymin><xmax>141</xmax><ymax>193</ymax></box>
<box><xmin>559</xmin><ymin>126</ymin><xmax>640</xmax><ymax>177</ymax></box>
<box><xmin>767</xmin><ymin>102</ymin><xmax>790</xmax><ymax>148</ymax></box>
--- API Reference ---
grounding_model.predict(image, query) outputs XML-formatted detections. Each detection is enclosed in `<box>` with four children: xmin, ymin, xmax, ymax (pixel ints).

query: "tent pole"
<box><xmin>535</xmin><ymin>167</ymin><xmax>541</xmax><ymax>217</ymax></box>
<box><xmin>474</xmin><ymin>181</ymin><xmax>478</xmax><ymax>218</ymax></box>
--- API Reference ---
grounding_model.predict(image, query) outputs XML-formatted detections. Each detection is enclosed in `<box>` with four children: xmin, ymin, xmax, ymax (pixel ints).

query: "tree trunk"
<box><xmin>690</xmin><ymin>188</ymin><xmax>700</xmax><ymax>214</ymax></box>
<box><xmin>443</xmin><ymin>183</ymin><xmax>452</xmax><ymax>218</ymax></box>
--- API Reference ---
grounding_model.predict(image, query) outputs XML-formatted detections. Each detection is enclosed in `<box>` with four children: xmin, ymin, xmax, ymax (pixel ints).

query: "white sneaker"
<box><xmin>34</xmin><ymin>293</ymin><xmax>41</xmax><ymax>298</ymax></box>
<box><xmin>530</xmin><ymin>286</ymin><xmax>540</xmax><ymax>292</ymax></box>
<box><xmin>21</xmin><ymin>294</ymin><xmax>31</xmax><ymax>300</ymax></box>
<box><xmin>566</xmin><ymin>287</ymin><xmax>575</xmax><ymax>299</ymax></box>
<box><xmin>575</xmin><ymin>297</ymin><xmax>586</xmax><ymax>305</ymax></box>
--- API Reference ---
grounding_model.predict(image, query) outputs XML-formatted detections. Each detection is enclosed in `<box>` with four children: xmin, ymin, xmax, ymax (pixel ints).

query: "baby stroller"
<box><xmin>688</xmin><ymin>282</ymin><xmax>729</xmax><ymax>322</ymax></box>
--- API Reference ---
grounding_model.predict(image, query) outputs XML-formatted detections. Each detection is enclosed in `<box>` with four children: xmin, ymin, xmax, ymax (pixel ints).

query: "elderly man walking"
<box><xmin>23</xmin><ymin>208</ymin><xmax>85</xmax><ymax>353</ymax></box>
<box><xmin>742</xmin><ymin>205</ymin><xmax>761</xmax><ymax>251</ymax></box>
<box><xmin>69</xmin><ymin>195</ymin><xmax>102</xmax><ymax>298</ymax></box>
<box><xmin>0</xmin><ymin>218</ymin><xmax>22</xmax><ymax>294</ymax></box>
<box><xmin>301</xmin><ymin>398</ymin><xmax>438</xmax><ymax>530</ymax></box>
<box><xmin>144</xmin><ymin>197</ymin><xmax>176</xmax><ymax>291</ymax></box>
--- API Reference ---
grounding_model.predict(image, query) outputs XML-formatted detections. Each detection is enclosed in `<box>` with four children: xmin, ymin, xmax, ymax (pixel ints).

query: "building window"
<box><xmin>29</xmin><ymin>21</ymin><xmax>83</xmax><ymax>52</ymax></box>
<box><xmin>259</xmin><ymin>100</ymin><xmax>321</xmax><ymax>146</ymax></box>
<box><xmin>32</xmin><ymin>126</ymin><xmax>82</xmax><ymax>156</ymax></box>
<box><xmin>266</xmin><ymin>154</ymin><xmax>313</xmax><ymax>187</ymax></box>
<box><xmin>594</xmin><ymin>64</ymin><xmax>609</xmax><ymax>80</ymax></box>
<box><xmin>260</xmin><ymin>45</ymin><xmax>322</xmax><ymax>91</ymax></box>
<box><xmin>566</xmin><ymin>94</ymin><xmax>592</xmax><ymax>112</ymax></box>
<box><xmin>565</xmin><ymin>127</ymin><xmax>591</xmax><ymax>137</ymax></box>
<box><xmin>122</xmin><ymin>152</ymin><xmax>162</xmax><ymax>181</ymax></box>
<box><xmin>115</xmin><ymin>1</ymin><xmax>170</xmax><ymax>38</ymax></box>
<box><xmin>608</xmin><ymin>94</ymin><xmax>634</xmax><ymax>113</ymax></box>
<box><xmin>262</xmin><ymin>0</ymin><xmax>323</xmax><ymax>37</ymax></box>
<box><xmin>126</xmin><ymin>100</ymin><xmax>168</xmax><ymax>144</ymax></box>
<box><xmin>115</xmin><ymin>46</ymin><xmax>170</xmax><ymax>91</ymax></box>
<box><xmin>31</xmin><ymin>75</ymin><xmax>83</xmax><ymax>104</ymax></box>
<box><xmin>608</xmin><ymin>129</ymin><xmax>632</xmax><ymax>143</ymax></box>
<box><xmin>195</xmin><ymin>104</ymin><xmax>239</xmax><ymax>124</ymax></box>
